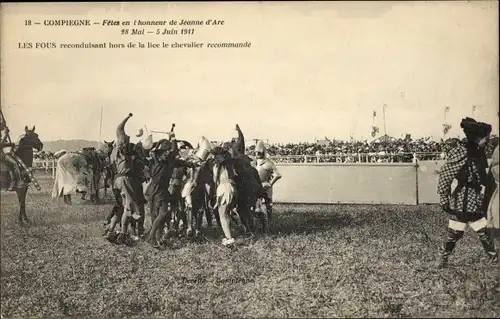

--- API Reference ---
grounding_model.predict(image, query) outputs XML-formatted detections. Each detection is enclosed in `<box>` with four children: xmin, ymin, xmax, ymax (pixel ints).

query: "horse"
<box><xmin>208</xmin><ymin>145</ymin><xmax>268</xmax><ymax>243</ymax></box>
<box><xmin>229</xmin><ymin>151</ymin><xmax>269</xmax><ymax>234</ymax></box>
<box><xmin>78</xmin><ymin>148</ymin><xmax>109</xmax><ymax>203</ymax></box>
<box><xmin>0</xmin><ymin>125</ymin><xmax>44</xmax><ymax>226</ymax></box>
<box><xmin>52</xmin><ymin>142</ymin><xmax>114</xmax><ymax>205</ymax></box>
<box><xmin>100</xmin><ymin>140</ymin><xmax>116</xmax><ymax>198</ymax></box>
<box><xmin>181</xmin><ymin>155</ymin><xmax>218</xmax><ymax>238</ymax></box>
<box><xmin>51</xmin><ymin>152</ymin><xmax>91</xmax><ymax>205</ymax></box>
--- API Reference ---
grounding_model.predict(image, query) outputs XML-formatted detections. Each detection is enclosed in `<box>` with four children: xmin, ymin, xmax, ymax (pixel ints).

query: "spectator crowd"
<box><xmin>251</xmin><ymin>135</ymin><xmax>499</xmax><ymax>164</ymax></box>
<box><xmin>33</xmin><ymin>134</ymin><xmax>499</xmax><ymax>164</ymax></box>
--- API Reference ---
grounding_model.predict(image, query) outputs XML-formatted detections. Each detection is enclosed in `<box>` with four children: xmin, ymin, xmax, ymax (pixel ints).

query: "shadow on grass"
<box><xmin>264</xmin><ymin>203</ymin><xmax>446</xmax><ymax>241</ymax></box>
<box><xmin>153</xmin><ymin>203</ymin><xmax>445</xmax><ymax>245</ymax></box>
<box><xmin>270</xmin><ymin>208</ymin><xmax>364</xmax><ymax>236</ymax></box>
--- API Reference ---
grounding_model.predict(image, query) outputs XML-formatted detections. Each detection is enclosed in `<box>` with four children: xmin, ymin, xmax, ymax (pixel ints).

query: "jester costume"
<box><xmin>105</xmin><ymin>113</ymin><xmax>144</xmax><ymax>244</ymax></box>
<box><xmin>437</xmin><ymin>117</ymin><xmax>498</xmax><ymax>267</ymax></box>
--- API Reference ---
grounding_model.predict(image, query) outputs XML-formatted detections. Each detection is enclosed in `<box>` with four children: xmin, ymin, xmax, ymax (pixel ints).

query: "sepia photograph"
<box><xmin>0</xmin><ymin>1</ymin><xmax>499</xmax><ymax>317</ymax></box>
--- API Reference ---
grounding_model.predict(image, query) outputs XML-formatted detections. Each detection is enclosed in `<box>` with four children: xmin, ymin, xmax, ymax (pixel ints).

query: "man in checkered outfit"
<box><xmin>437</xmin><ymin>117</ymin><xmax>498</xmax><ymax>268</ymax></box>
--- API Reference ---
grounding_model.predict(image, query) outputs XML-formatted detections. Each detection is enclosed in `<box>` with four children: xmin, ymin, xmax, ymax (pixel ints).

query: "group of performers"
<box><xmin>1</xmin><ymin>111</ymin><xmax>499</xmax><ymax>265</ymax></box>
<box><xmin>102</xmin><ymin>113</ymin><xmax>282</xmax><ymax>248</ymax></box>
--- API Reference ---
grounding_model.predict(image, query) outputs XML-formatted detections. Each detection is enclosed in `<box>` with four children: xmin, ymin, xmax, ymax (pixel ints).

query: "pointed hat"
<box><xmin>195</xmin><ymin>136</ymin><xmax>212</xmax><ymax>161</ymax></box>
<box><xmin>141</xmin><ymin>134</ymin><xmax>154</xmax><ymax>151</ymax></box>
<box><xmin>255</xmin><ymin>140</ymin><xmax>266</xmax><ymax>153</ymax></box>
<box><xmin>116</xmin><ymin>113</ymin><xmax>133</xmax><ymax>146</ymax></box>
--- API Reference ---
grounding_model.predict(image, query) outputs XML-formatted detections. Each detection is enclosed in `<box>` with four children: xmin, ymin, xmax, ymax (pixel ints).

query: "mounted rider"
<box><xmin>253</xmin><ymin>139</ymin><xmax>282</xmax><ymax>218</ymax></box>
<box><xmin>0</xmin><ymin>124</ymin><xmax>25</xmax><ymax>190</ymax></box>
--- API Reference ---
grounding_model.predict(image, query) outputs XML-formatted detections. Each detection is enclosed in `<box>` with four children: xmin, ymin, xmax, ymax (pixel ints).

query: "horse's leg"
<box><xmin>204</xmin><ymin>183</ymin><xmax>216</xmax><ymax>228</ymax></box>
<box><xmin>255</xmin><ymin>197</ymin><xmax>268</xmax><ymax>234</ymax></box>
<box><xmin>89</xmin><ymin>177</ymin><xmax>96</xmax><ymax>203</ymax></box>
<box><xmin>137</xmin><ymin>203</ymin><xmax>145</xmax><ymax>237</ymax></box>
<box><xmin>171</xmin><ymin>198</ymin><xmax>181</xmax><ymax>233</ymax></box>
<box><xmin>214</xmin><ymin>206</ymin><xmax>222</xmax><ymax>230</ymax></box>
<box><xmin>95</xmin><ymin>175</ymin><xmax>101</xmax><ymax>203</ymax></box>
<box><xmin>236</xmin><ymin>197</ymin><xmax>253</xmax><ymax>235</ymax></box>
<box><xmin>193</xmin><ymin>198</ymin><xmax>204</xmax><ymax>238</ymax></box>
<box><xmin>205</xmin><ymin>195</ymin><xmax>214</xmax><ymax>228</ymax></box>
<box><xmin>130</xmin><ymin>218</ymin><xmax>138</xmax><ymax>237</ymax></box>
<box><xmin>16</xmin><ymin>187</ymin><xmax>29</xmax><ymax>225</ymax></box>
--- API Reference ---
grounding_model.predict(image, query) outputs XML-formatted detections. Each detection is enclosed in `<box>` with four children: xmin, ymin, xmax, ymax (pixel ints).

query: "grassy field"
<box><xmin>1</xmin><ymin>175</ymin><xmax>499</xmax><ymax>318</ymax></box>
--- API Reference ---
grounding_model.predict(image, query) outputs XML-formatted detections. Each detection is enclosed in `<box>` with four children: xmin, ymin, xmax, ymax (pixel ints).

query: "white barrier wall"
<box><xmin>34</xmin><ymin>159</ymin><xmax>492</xmax><ymax>205</ymax></box>
<box><xmin>273</xmin><ymin>160</ymin><xmax>493</xmax><ymax>205</ymax></box>
<box><xmin>273</xmin><ymin>163</ymin><xmax>418</xmax><ymax>205</ymax></box>
<box><xmin>417</xmin><ymin>160</ymin><xmax>445</xmax><ymax>204</ymax></box>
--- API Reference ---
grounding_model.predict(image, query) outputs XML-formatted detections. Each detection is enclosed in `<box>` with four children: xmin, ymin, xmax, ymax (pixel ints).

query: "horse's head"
<box><xmin>102</xmin><ymin>140</ymin><xmax>115</xmax><ymax>157</ymax></box>
<box><xmin>21</xmin><ymin>125</ymin><xmax>43</xmax><ymax>151</ymax></box>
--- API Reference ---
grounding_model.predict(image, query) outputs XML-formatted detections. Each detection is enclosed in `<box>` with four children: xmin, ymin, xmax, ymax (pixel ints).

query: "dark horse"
<box><xmin>79</xmin><ymin>141</ymin><xmax>115</xmax><ymax>203</ymax></box>
<box><xmin>0</xmin><ymin>126</ymin><xmax>43</xmax><ymax>225</ymax></box>
<box><xmin>210</xmin><ymin>144</ymin><xmax>268</xmax><ymax>237</ymax></box>
<box><xmin>101</xmin><ymin>140</ymin><xmax>116</xmax><ymax>199</ymax></box>
<box><xmin>183</xmin><ymin>156</ymin><xmax>218</xmax><ymax>237</ymax></box>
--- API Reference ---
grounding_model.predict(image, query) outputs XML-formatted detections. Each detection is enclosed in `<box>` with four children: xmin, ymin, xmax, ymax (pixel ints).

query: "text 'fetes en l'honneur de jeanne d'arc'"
<box><xmin>20</xmin><ymin>19</ymin><xmax>251</xmax><ymax>50</ymax></box>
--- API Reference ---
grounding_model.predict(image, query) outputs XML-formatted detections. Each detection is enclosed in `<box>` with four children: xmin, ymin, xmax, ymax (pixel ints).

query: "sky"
<box><xmin>1</xmin><ymin>1</ymin><xmax>498</xmax><ymax>144</ymax></box>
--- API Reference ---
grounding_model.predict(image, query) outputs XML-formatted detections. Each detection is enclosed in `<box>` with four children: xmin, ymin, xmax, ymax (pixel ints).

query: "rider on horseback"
<box><xmin>0</xmin><ymin>126</ymin><xmax>24</xmax><ymax>190</ymax></box>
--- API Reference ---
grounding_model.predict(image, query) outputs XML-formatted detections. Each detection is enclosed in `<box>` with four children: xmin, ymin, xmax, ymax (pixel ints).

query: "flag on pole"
<box><xmin>445</xmin><ymin>106</ymin><xmax>450</xmax><ymax>112</ymax></box>
<box><xmin>373</xmin><ymin>111</ymin><xmax>377</xmax><ymax>117</ymax></box>
<box><xmin>472</xmin><ymin>105</ymin><xmax>476</xmax><ymax>112</ymax></box>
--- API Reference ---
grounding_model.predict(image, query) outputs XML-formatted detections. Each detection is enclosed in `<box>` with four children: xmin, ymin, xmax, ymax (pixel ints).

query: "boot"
<box><xmin>476</xmin><ymin>228</ymin><xmax>498</xmax><ymax>263</ymax></box>
<box><xmin>8</xmin><ymin>171</ymin><xmax>16</xmax><ymax>190</ymax></box>
<box><xmin>437</xmin><ymin>228</ymin><xmax>464</xmax><ymax>268</ymax></box>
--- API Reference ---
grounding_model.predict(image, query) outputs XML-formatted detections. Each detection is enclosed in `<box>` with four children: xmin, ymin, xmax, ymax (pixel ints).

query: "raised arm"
<box><xmin>232</xmin><ymin>124</ymin><xmax>245</xmax><ymax>156</ymax></box>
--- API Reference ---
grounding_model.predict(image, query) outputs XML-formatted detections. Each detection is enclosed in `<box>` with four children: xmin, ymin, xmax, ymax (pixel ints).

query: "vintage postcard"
<box><xmin>1</xmin><ymin>1</ymin><xmax>499</xmax><ymax>318</ymax></box>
